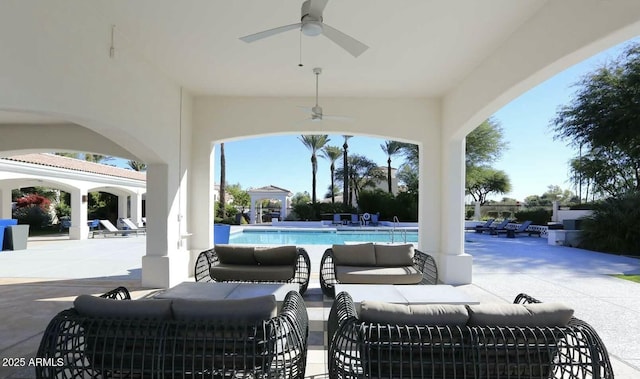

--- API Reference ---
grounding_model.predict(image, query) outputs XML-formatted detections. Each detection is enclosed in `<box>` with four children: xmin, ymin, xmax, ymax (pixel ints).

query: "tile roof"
<box><xmin>2</xmin><ymin>153</ymin><xmax>146</xmax><ymax>181</ymax></box>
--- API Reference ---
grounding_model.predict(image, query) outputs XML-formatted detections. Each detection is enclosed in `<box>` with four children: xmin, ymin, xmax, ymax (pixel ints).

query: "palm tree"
<box><xmin>218</xmin><ymin>142</ymin><xmax>226</xmax><ymax>218</ymax></box>
<box><xmin>381</xmin><ymin>140</ymin><xmax>402</xmax><ymax>193</ymax></box>
<box><xmin>321</xmin><ymin>145</ymin><xmax>343</xmax><ymax>204</ymax></box>
<box><xmin>299</xmin><ymin>135</ymin><xmax>330</xmax><ymax>203</ymax></box>
<box><xmin>336</xmin><ymin>155</ymin><xmax>385</xmax><ymax>205</ymax></box>
<box><xmin>127</xmin><ymin>160</ymin><xmax>147</xmax><ymax>171</ymax></box>
<box><xmin>342</xmin><ymin>135</ymin><xmax>352</xmax><ymax>205</ymax></box>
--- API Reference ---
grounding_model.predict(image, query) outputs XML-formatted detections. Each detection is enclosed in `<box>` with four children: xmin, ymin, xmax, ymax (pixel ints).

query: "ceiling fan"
<box><xmin>300</xmin><ymin>67</ymin><xmax>352</xmax><ymax>122</ymax></box>
<box><xmin>239</xmin><ymin>0</ymin><xmax>369</xmax><ymax>58</ymax></box>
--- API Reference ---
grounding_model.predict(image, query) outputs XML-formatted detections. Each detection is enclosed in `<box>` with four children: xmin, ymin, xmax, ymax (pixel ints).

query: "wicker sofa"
<box><xmin>320</xmin><ymin>243</ymin><xmax>438</xmax><ymax>297</ymax></box>
<box><xmin>328</xmin><ymin>291</ymin><xmax>613</xmax><ymax>379</ymax></box>
<box><xmin>37</xmin><ymin>287</ymin><xmax>309</xmax><ymax>379</ymax></box>
<box><xmin>195</xmin><ymin>245</ymin><xmax>311</xmax><ymax>294</ymax></box>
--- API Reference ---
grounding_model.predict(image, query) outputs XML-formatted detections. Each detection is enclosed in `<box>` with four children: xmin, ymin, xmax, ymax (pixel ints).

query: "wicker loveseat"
<box><xmin>36</xmin><ymin>287</ymin><xmax>309</xmax><ymax>379</ymax></box>
<box><xmin>328</xmin><ymin>291</ymin><xmax>613</xmax><ymax>379</ymax></box>
<box><xmin>195</xmin><ymin>245</ymin><xmax>311</xmax><ymax>294</ymax></box>
<box><xmin>320</xmin><ymin>243</ymin><xmax>438</xmax><ymax>297</ymax></box>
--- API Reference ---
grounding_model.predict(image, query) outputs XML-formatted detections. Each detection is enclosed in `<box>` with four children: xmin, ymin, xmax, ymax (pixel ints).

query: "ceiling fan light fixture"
<box><xmin>302</xmin><ymin>21</ymin><xmax>323</xmax><ymax>36</ymax></box>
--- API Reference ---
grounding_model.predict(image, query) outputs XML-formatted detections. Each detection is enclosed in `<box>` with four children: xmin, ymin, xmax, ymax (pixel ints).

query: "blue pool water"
<box><xmin>228</xmin><ymin>229</ymin><xmax>418</xmax><ymax>245</ymax></box>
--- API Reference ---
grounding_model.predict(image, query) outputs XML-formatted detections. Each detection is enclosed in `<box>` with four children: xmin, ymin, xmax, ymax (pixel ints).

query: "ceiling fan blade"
<box><xmin>323</xmin><ymin>115</ymin><xmax>354</xmax><ymax>122</ymax></box>
<box><xmin>239</xmin><ymin>23</ymin><xmax>301</xmax><ymax>43</ymax></box>
<box><xmin>321</xmin><ymin>23</ymin><xmax>369</xmax><ymax>57</ymax></box>
<box><xmin>308</xmin><ymin>0</ymin><xmax>329</xmax><ymax>18</ymax></box>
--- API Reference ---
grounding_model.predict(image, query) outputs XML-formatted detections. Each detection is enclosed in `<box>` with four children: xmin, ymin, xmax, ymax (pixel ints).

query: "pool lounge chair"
<box><xmin>94</xmin><ymin>220</ymin><xmax>142</xmax><ymax>237</ymax></box>
<box><xmin>497</xmin><ymin>220</ymin><xmax>539</xmax><ymax>237</ymax></box>
<box><xmin>331</xmin><ymin>214</ymin><xmax>343</xmax><ymax>226</ymax></box>
<box><xmin>477</xmin><ymin>218</ymin><xmax>510</xmax><ymax>234</ymax></box>
<box><xmin>369</xmin><ymin>212</ymin><xmax>380</xmax><ymax>226</ymax></box>
<box><xmin>120</xmin><ymin>217</ymin><xmax>146</xmax><ymax>234</ymax></box>
<box><xmin>349</xmin><ymin>214</ymin><xmax>361</xmax><ymax>226</ymax></box>
<box><xmin>466</xmin><ymin>218</ymin><xmax>494</xmax><ymax>231</ymax></box>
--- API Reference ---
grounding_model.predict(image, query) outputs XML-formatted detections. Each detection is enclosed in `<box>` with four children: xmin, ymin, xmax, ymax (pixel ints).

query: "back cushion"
<box><xmin>254</xmin><ymin>246</ymin><xmax>298</xmax><ymax>266</ymax></box>
<box><xmin>374</xmin><ymin>244</ymin><xmax>415</xmax><ymax>266</ymax></box>
<box><xmin>171</xmin><ymin>295</ymin><xmax>277</xmax><ymax>322</ymax></box>
<box><xmin>467</xmin><ymin>303</ymin><xmax>574</xmax><ymax>327</ymax></box>
<box><xmin>74</xmin><ymin>295</ymin><xmax>173</xmax><ymax>320</ymax></box>
<box><xmin>360</xmin><ymin>301</ymin><xmax>469</xmax><ymax>326</ymax></box>
<box><xmin>215</xmin><ymin>245</ymin><xmax>257</xmax><ymax>265</ymax></box>
<box><xmin>332</xmin><ymin>243</ymin><xmax>376</xmax><ymax>266</ymax></box>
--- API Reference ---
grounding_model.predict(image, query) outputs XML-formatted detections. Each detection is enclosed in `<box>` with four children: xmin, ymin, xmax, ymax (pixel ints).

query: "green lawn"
<box><xmin>612</xmin><ymin>274</ymin><xmax>640</xmax><ymax>284</ymax></box>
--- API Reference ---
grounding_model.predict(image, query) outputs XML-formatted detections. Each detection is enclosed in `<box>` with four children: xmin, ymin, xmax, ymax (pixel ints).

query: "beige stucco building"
<box><xmin>2</xmin><ymin>1</ymin><xmax>640</xmax><ymax>288</ymax></box>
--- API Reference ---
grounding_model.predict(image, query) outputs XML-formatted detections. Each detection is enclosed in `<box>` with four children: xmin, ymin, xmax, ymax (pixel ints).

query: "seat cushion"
<box><xmin>254</xmin><ymin>246</ymin><xmax>298</xmax><ymax>266</ymax></box>
<box><xmin>171</xmin><ymin>295</ymin><xmax>277</xmax><ymax>322</ymax></box>
<box><xmin>211</xmin><ymin>264</ymin><xmax>295</xmax><ymax>281</ymax></box>
<box><xmin>332</xmin><ymin>243</ymin><xmax>376</xmax><ymax>266</ymax></box>
<box><xmin>335</xmin><ymin>265</ymin><xmax>423</xmax><ymax>284</ymax></box>
<box><xmin>215</xmin><ymin>245</ymin><xmax>257</xmax><ymax>265</ymax></box>
<box><xmin>374</xmin><ymin>244</ymin><xmax>415</xmax><ymax>266</ymax></box>
<box><xmin>360</xmin><ymin>301</ymin><xmax>469</xmax><ymax>326</ymax></box>
<box><xmin>467</xmin><ymin>303</ymin><xmax>574</xmax><ymax>327</ymax></box>
<box><xmin>74</xmin><ymin>295</ymin><xmax>173</xmax><ymax>320</ymax></box>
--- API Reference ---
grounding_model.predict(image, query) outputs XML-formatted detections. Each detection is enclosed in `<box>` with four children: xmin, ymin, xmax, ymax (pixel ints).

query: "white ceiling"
<box><xmin>1</xmin><ymin>0</ymin><xmax>549</xmax><ymax>124</ymax></box>
<box><xmin>95</xmin><ymin>0</ymin><xmax>548</xmax><ymax>97</ymax></box>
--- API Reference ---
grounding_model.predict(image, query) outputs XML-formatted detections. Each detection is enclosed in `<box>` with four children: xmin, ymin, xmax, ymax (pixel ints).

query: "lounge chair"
<box><xmin>349</xmin><ymin>213</ymin><xmax>360</xmax><ymax>226</ymax></box>
<box><xmin>369</xmin><ymin>212</ymin><xmax>380</xmax><ymax>226</ymax></box>
<box><xmin>331</xmin><ymin>214</ymin><xmax>343</xmax><ymax>226</ymax></box>
<box><xmin>498</xmin><ymin>220</ymin><xmax>539</xmax><ymax>237</ymax></box>
<box><xmin>120</xmin><ymin>217</ymin><xmax>146</xmax><ymax>234</ymax></box>
<box><xmin>94</xmin><ymin>219</ymin><xmax>142</xmax><ymax>237</ymax></box>
<box><xmin>477</xmin><ymin>218</ymin><xmax>510</xmax><ymax>234</ymax></box>
<box><xmin>467</xmin><ymin>218</ymin><xmax>494</xmax><ymax>231</ymax></box>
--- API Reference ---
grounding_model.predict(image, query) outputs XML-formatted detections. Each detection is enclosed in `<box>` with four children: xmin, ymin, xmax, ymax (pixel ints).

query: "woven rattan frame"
<box><xmin>99</xmin><ymin>286</ymin><xmax>131</xmax><ymax>300</ymax></box>
<box><xmin>36</xmin><ymin>289</ymin><xmax>309</xmax><ymax>379</ymax></box>
<box><xmin>328</xmin><ymin>291</ymin><xmax>614</xmax><ymax>379</ymax></box>
<box><xmin>319</xmin><ymin>247</ymin><xmax>438</xmax><ymax>297</ymax></box>
<box><xmin>194</xmin><ymin>246</ymin><xmax>311</xmax><ymax>294</ymax></box>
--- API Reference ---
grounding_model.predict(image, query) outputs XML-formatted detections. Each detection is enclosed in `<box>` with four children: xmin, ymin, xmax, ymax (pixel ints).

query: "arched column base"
<box><xmin>437</xmin><ymin>253</ymin><xmax>473</xmax><ymax>285</ymax></box>
<box><xmin>69</xmin><ymin>225</ymin><xmax>89</xmax><ymax>240</ymax></box>
<box><xmin>141</xmin><ymin>254</ymin><xmax>189</xmax><ymax>288</ymax></box>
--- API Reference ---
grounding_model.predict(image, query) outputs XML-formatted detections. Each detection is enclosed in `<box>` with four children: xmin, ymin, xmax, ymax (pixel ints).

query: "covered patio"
<box><xmin>2</xmin><ymin>1</ymin><xmax>640</xmax><ymax>289</ymax></box>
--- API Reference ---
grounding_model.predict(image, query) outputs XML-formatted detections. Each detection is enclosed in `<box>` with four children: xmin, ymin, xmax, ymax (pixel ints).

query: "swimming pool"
<box><xmin>228</xmin><ymin>228</ymin><xmax>419</xmax><ymax>245</ymax></box>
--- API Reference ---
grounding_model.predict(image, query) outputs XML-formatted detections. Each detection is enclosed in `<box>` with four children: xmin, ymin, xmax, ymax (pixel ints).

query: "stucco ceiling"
<box><xmin>94</xmin><ymin>0</ymin><xmax>548</xmax><ymax>97</ymax></box>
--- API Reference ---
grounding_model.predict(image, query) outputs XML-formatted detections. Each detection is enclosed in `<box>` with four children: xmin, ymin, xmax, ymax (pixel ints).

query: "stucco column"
<box><xmin>188</xmin><ymin>140</ymin><xmax>215</xmax><ymax>274</ymax></box>
<box><xmin>131</xmin><ymin>192</ymin><xmax>143</xmax><ymax>226</ymax></box>
<box><xmin>249</xmin><ymin>195</ymin><xmax>257</xmax><ymax>224</ymax></box>
<box><xmin>118</xmin><ymin>195</ymin><xmax>129</xmax><ymax>222</ymax></box>
<box><xmin>439</xmin><ymin>137</ymin><xmax>472</xmax><ymax>284</ymax></box>
<box><xmin>69</xmin><ymin>188</ymin><xmax>88</xmax><ymax>240</ymax></box>
<box><xmin>0</xmin><ymin>186</ymin><xmax>12</xmax><ymax>219</ymax></box>
<box><xmin>280</xmin><ymin>196</ymin><xmax>287</xmax><ymax>220</ymax></box>
<box><xmin>142</xmin><ymin>163</ymin><xmax>189</xmax><ymax>288</ymax></box>
<box><xmin>474</xmin><ymin>201</ymin><xmax>481</xmax><ymax>221</ymax></box>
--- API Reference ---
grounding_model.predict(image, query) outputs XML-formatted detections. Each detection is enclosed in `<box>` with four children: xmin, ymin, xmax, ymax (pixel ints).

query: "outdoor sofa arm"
<box><xmin>413</xmin><ymin>248</ymin><xmax>438</xmax><ymax>284</ymax></box>
<box><xmin>99</xmin><ymin>286</ymin><xmax>131</xmax><ymax>300</ymax></box>
<box><xmin>194</xmin><ymin>248</ymin><xmax>219</xmax><ymax>283</ymax></box>
<box><xmin>319</xmin><ymin>248</ymin><xmax>337</xmax><ymax>297</ymax></box>
<box><xmin>294</xmin><ymin>247</ymin><xmax>311</xmax><ymax>294</ymax></box>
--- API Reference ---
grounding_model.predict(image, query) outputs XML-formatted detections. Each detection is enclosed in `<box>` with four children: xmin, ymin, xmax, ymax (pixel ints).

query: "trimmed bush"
<box><xmin>579</xmin><ymin>192</ymin><xmax>640</xmax><ymax>256</ymax></box>
<box><xmin>514</xmin><ymin>208</ymin><xmax>551</xmax><ymax>225</ymax></box>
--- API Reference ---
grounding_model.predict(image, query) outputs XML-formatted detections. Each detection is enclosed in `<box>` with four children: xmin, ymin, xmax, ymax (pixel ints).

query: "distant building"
<box><xmin>213</xmin><ymin>184</ymin><xmax>234</xmax><ymax>204</ymax></box>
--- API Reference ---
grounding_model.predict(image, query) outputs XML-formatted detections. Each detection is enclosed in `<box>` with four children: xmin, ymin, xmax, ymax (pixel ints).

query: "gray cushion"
<box><xmin>335</xmin><ymin>265</ymin><xmax>423</xmax><ymax>284</ymax></box>
<box><xmin>374</xmin><ymin>244</ymin><xmax>415</xmax><ymax>266</ymax></box>
<box><xmin>172</xmin><ymin>295</ymin><xmax>277</xmax><ymax>322</ymax></box>
<box><xmin>254</xmin><ymin>246</ymin><xmax>298</xmax><ymax>266</ymax></box>
<box><xmin>332</xmin><ymin>243</ymin><xmax>376</xmax><ymax>266</ymax></box>
<box><xmin>467</xmin><ymin>303</ymin><xmax>574</xmax><ymax>327</ymax></box>
<box><xmin>361</xmin><ymin>301</ymin><xmax>469</xmax><ymax>326</ymax></box>
<box><xmin>215</xmin><ymin>245</ymin><xmax>256</xmax><ymax>265</ymax></box>
<box><xmin>74</xmin><ymin>295</ymin><xmax>172</xmax><ymax>320</ymax></box>
<box><xmin>211</xmin><ymin>264</ymin><xmax>295</xmax><ymax>281</ymax></box>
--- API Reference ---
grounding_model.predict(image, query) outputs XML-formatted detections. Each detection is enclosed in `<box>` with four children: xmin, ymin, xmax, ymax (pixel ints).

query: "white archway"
<box><xmin>247</xmin><ymin>186</ymin><xmax>292</xmax><ymax>224</ymax></box>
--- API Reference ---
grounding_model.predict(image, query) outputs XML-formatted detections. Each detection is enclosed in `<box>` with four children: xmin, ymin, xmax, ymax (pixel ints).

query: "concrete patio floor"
<box><xmin>0</xmin><ymin>232</ymin><xmax>639</xmax><ymax>378</ymax></box>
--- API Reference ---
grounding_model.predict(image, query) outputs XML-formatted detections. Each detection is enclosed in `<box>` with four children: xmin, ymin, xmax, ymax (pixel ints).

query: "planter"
<box><xmin>213</xmin><ymin>224</ymin><xmax>231</xmax><ymax>245</ymax></box>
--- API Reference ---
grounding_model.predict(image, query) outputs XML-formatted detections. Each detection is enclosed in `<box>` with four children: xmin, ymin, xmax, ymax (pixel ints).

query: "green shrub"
<box><xmin>357</xmin><ymin>190</ymin><xmax>418</xmax><ymax>222</ymax></box>
<box><xmin>514</xmin><ymin>208</ymin><xmax>551</xmax><ymax>225</ymax></box>
<box><xmin>291</xmin><ymin>202</ymin><xmax>356</xmax><ymax>221</ymax></box>
<box><xmin>13</xmin><ymin>205</ymin><xmax>52</xmax><ymax>229</ymax></box>
<box><xmin>579</xmin><ymin>192</ymin><xmax>640</xmax><ymax>256</ymax></box>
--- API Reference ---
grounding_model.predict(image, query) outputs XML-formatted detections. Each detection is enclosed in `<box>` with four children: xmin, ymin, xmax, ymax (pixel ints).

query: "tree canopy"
<box><xmin>552</xmin><ymin>43</ymin><xmax>640</xmax><ymax>198</ymax></box>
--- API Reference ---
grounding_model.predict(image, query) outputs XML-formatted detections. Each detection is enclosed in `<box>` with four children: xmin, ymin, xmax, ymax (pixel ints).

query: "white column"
<box><xmin>69</xmin><ymin>188</ymin><xmax>89</xmax><ymax>240</ymax></box>
<box><xmin>280</xmin><ymin>195</ymin><xmax>287</xmax><ymax>220</ymax></box>
<box><xmin>189</xmin><ymin>141</ymin><xmax>215</xmax><ymax>273</ymax></box>
<box><xmin>439</xmin><ymin>137</ymin><xmax>472</xmax><ymax>285</ymax></box>
<box><xmin>552</xmin><ymin>201</ymin><xmax>559</xmax><ymax>222</ymax></box>
<box><xmin>142</xmin><ymin>163</ymin><xmax>189</xmax><ymax>288</ymax></box>
<box><xmin>131</xmin><ymin>192</ymin><xmax>143</xmax><ymax>226</ymax></box>
<box><xmin>0</xmin><ymin>186</ymin><xmax>12</xmax><ymax>219</ymax></box>
<box><xmin>249</xmin><ymin>195</ymin><xmax>257</xmax><ymax>224</ymax></box>
<box><xmin>118</xmin><ymin>195</ymin><xmax>129</xmax><ymax>221</ymax></box>
<box><xmin>474</xmin><ymin>201</ymin><xmax>481</xmax><ymax>221</ymax></box>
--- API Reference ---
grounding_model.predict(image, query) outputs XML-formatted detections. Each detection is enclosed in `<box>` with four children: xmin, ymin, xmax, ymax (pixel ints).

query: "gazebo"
<box><xmin>247</xmin><ymin>185</ymin><xmax>292</xmax><ymax>224</ymax></box>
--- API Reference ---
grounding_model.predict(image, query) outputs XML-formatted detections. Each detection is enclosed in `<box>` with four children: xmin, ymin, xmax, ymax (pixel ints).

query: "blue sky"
<box><xmin>112</xmin><ymin>38</ymin><xmax>637</xmax><ymax>202</ymax></box>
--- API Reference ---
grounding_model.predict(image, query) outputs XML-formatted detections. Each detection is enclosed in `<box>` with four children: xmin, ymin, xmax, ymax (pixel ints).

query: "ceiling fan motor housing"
<box><xmin>301</xmin><ymin>0</ymin><xmax>323</xmax><ymax>36</ymax></box>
